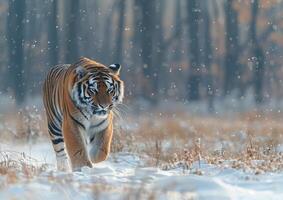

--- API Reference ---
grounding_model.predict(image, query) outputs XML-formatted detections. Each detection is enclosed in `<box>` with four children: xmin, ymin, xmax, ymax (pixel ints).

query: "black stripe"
<box><xmin>89</xmin><ymin>118</ymin><xmax>107</xmax><ymax>129</ymax></box>
<box><xmin>90</xmin><ymin>135</ymin><xmax>95</xmax><ymax>143</ymax></box>
<box><xmin>48</xmin><ymin>123</ymin><xmax>62</xmax><ymax>137</ymax></box>
<box><xmin>78</xmin><ymin>107</ymin><xmax>89</xmax><ymax>120</ymax></box>
<box><xmin>56</xmin><ymin>152</ymin><xmax>66</xmax><ymax>158</ymax></box>
<box><xmin>93</xmin><ymin>76</ymin><xmax>100</xmax><ymax>80</ymax></box>
<box><xmin>86</xmin><ymin>89</ymin><xmax>92</xmax><ymax>97</ymax></box>
<box><xmin>77</xmin><ymin>82</ymin><xmax>86</xmax><ymax>104</ymax></box>
<box><xmin>83</xmin><ymin>84</ymin><xmax>87</xmax><ymax>96</ymax></box>
<box><xmin>52</xmin><ymin>138</ymin><xmax>64</xmax><ymax>145</ymax></box>
<box><xmin>70</xmin><ymin>114</ymin><xmax>86</xmax><ymax>130</ymax></box>
<box><xmin>48</xmin><ymin>89</ymin><xmax>62</xmax><ymax>124</ymax></box>
<box><xmin>54</xmin><ymin>99</ymin><xmax>63</xmax><ymax>121</ymax></box>
<box><xmin>68</xmin><ymin>91</ymin><xmax>89</xmax><ymax>121</ymax></box>
<box><xmin>55</xmin><ymin>148</ymin><xmax>65</xmax><ymax>153</ymax></box>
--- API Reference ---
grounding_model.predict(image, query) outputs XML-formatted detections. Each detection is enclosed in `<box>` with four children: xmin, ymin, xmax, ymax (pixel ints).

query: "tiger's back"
<box><xmin>43</xmin><ymin>64</ymin><xmax>70</xmax><ymax>125</ymax></box>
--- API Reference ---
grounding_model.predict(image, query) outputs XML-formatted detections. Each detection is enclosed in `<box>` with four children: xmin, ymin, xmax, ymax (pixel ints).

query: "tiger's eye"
<box><xmin>88</xmin><ymin>83</ymin><xmax>98</xmax><ymax>94</ymax></box>
<box><xmin>107</xmin><ymin>86</ymin><xmax>114</xmax><ymax>94</ymax></box>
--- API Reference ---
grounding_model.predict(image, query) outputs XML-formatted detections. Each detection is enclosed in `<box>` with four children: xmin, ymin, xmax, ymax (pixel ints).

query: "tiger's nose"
<box><xmin>98</xmin><ymin>104</ymin><xmax>109</xmax><ymax>110</ymax></box>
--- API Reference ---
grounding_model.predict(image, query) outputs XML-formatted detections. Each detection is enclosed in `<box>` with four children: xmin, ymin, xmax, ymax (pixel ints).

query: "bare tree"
<box><xmin>152</xmin><ymin>0</ymin><xmax>166</xmax><ymax>100</ymax></box>
<box><xmin>202</xmin><ymin>1</ymin><xmax>214</xmax><ymax>112</ymax></box>
<box><xmin>187</xmin><ymin>0</ymin><xmax>201</xmax><ymax>100</ymax></box>
<box><xmin>223</xmin><ymin>0</ymin><xmax>240</xmax><ymax>95</ymax></box>
<box><xmin>48</xmin><ymin>0</ymin><xmax>59</xmax><ymax>66</ymax></box>
<box><xmin>7</xmin><ymin>0</ymin><xmax>26</xmax><ymax>105</ymax></box>
<box><xmin>113</xmin><ymin>0</ymin><xmax>126</xmax><ymax>64</ymax></box>
<box><xmin>65</xmin><ymin>0</ymin><xmax>79</xmax><ymax>63</ymax></box>
<box><xmin>100</xmin><ymin>2</ymin><xmax>118</xmax><ymax>64</ymax></box>
<box><xmin>249</xmin><ymin>0</ymin><xmax>265</xmax><ymax>104</ymax></box>
<box><xmin>132</xmin><ymin>0</ymin><xmax>142</xmax><ymax>65</ymax></box>
<box><xmin>136</xmin><ymin>0</ymin><xmax>157</xmax><ymax>102</ymax></box>
<box><xmin>80</xmin><ymin>0</ymin><xmax>101</xmax><ymax>60</ymax></box>
<box><xmin>172</xmin><ymin>0</ymin><xmax>183</xmax><ymax>62</ymax></box>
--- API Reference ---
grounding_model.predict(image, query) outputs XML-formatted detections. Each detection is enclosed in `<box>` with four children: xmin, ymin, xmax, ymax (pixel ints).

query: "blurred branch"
<box><xmin>162</xmin><ymin>18</ymin><xmax>187</xmax><ymax>50</ymax></box>
<box><xmin>239</xmin><ymin>6</ymin><xmax>280</xmax><ymax>52</ymax></box>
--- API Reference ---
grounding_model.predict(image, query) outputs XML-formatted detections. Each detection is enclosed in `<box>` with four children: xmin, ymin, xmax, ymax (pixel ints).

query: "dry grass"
<box><xmin>112</xmin><ymin>110</ymin><xmax>283</xmax><ymax>174</ymax></box>
<box><xmin>0</xmin><ymin>150</ymin><xmax>49</xmax><ymax>190</ymax></box>
<box><xmin>0</xmin><ymin>109</ymin><xmax>282</xmax><ymax>199</ymax></box>
<box><xmin>1</xmin><ymin>108</ymin><xmax>283</xmax><ymax>174</ymax></box>
<box><xmin>0</xmin><ymin>107</ymin><xmax>47</xmax><ymax>142</ymax></box>
<box><xmin>0</xmin><ymin>151</ymin><xmax>48</xmax><ymax>175</ymax></box>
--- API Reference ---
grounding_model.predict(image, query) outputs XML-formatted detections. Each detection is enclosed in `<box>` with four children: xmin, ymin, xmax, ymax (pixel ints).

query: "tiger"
<box><xmin>43</xmin><ymin>57</ymin><xmax>124</xmax><ymax>171</ymax></box>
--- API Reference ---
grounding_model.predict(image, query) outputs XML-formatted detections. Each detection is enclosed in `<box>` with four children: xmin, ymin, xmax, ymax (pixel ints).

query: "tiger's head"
<box><xmin>71</xmin><ymin>58</ymin><xmax>124</xmax><ymax>118</ymax></box>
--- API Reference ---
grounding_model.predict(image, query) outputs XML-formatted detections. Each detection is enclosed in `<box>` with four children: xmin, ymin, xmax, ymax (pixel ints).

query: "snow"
<box><xmin>0</xmin><ymin>142</ymin><xmax>282</xmax><ymax>200</ymax></box>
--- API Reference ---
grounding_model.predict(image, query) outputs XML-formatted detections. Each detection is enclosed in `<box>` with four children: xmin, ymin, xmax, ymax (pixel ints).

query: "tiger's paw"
<box><xmin>71</xmin><ymin>160</ymin><xmax>93</xmax><ymax>172</ymax></box>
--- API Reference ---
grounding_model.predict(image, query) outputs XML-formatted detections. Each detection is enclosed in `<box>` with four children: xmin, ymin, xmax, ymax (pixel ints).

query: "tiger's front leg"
<box><xmin>62</xmin><ymin>117</ymin><xmax>92</xmax><ymax>171</ymax></box>
<box><xmin>46</xmin><ymin>122</ymin><xmax>70</xmax><ymax>171</ymax></box>
<box><xmin>89</xmin><ymin>118</ymin><xmax>113</xmax><ymax>164</ymax></box>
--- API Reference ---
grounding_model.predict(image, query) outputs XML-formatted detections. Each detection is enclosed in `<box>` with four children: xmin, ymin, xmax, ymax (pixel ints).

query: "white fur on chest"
<box><xmin>88</xmin><ymin>115</ymin><xmax>109</xmax><ymax>133</ymax></box>
<box><xmin>78</xmin><ymin>115</ymin><xmax>109</xmax><ymax>142</ymax></box>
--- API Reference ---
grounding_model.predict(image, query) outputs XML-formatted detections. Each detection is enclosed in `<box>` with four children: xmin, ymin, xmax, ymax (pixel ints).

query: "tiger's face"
<box><xmin>72</xmin><ymin>64</ymin><xmax>124</xmax><ymax>118</ymax></box>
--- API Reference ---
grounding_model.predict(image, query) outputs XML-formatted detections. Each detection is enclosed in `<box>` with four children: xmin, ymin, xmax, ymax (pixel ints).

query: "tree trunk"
<box><xmin>250</xmin><ymin>0</ymin><xmax>265</xmax><ymax>104</ymax></box>
<box><xmin>81</xmin><ymin>0</ymin><xmax>100</xmax><ymax>59</ymax></box>
<box><xmin>48</xmin><ymin>0</ymin><xmax>59</xmax><ymax>66</ymax></box>
<box><xmin>202</xmin><ymin>1</ymin><xmax>214</xmax><ymax>112</ymax></box>
<box><xmin>173</xmin><ymin>0</ymin><xmax>182</xmax><ymax>62</ymax></box>
<box><xmin>65</xmin><ymin>0</ymin><xmax>79</xmax><ymax>63</ymax></box>
<box><xmin>224</xmin><ymin>0</ymin><xmax>240</xmax><ymax>95</ymax></box>
<box><xmin>153</xmin><ymin>0</ymin><xmax>167</xmax><ymax>101</ymax></box>
<box><xmin>7</xmin><ymin>0</ymin><xmax>26</xmax><ymax>105</ymax></box>
<box><xmin>138</xmin><ymin>0</ymin><xmax>157</xmax><ymax>102</ymax></box>
<box><xmin>113</xmin><ymin>0</ymin><xmax>125</xmax><ymax>64</ymax></box>
<box><xmin>101</xmin><ymin>2</ymin><xmax>116</xmax><ymax>64</ymax></box>
<box><xmin>187</xmin><ymin>0</ymin><xmax>201</xmax><ymax>101</ymax></box>
<box><xmin>132</xmin><ymin>0</ymin><xmax>142</xmax><ymax>60</ymax></box>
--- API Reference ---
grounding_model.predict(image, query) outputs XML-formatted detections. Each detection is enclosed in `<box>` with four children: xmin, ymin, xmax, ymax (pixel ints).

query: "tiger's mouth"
<box><xmin>91</xmin><ymin>107</ymin><xmax>110</xmax><ymax>118</ymax></box>
<box><xmin>95</xmin><ymin>110</ymin><xmax>108</xmax><ymax>116</ymax></box>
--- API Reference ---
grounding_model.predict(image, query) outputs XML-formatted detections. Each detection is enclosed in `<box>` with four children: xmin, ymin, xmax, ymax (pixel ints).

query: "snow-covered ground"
<box><xmin>0</xmin><ymin>142</ymin><xmax>282</xmax><ymax>200</ymax></box>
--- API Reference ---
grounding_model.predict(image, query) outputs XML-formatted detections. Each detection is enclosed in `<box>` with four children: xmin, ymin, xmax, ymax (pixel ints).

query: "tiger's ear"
<box><xmin>109</xmin><ymin>64</ymin><xmax>121</xmax><ymax>75</ymax></box>
<box><xmin>75</xmin><ymin>65</ymin><xmax>87</xmax><ymax>79</ymax></box>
